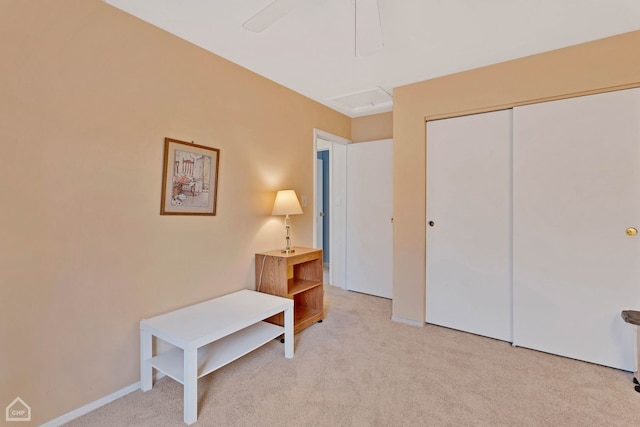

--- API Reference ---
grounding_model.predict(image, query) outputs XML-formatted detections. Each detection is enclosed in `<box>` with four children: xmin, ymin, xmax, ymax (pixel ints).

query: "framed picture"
<box><xmin>160</xmin><ymin>138</ymin><xmax>220</xmax><ymax>215</ymax></box>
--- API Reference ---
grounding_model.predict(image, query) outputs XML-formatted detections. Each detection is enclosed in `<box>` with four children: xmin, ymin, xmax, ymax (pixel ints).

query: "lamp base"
<box><xmin>281</xmin><ymin>248</ymin><xmax>296</xmax><ymax>254</ymax></box>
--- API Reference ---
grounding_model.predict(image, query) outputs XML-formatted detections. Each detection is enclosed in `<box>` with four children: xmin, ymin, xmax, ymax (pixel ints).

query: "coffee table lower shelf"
<box><xmin>148</xmin><ymin>322</ymin><xmax>284</xmax><ymax>384</ymax></box>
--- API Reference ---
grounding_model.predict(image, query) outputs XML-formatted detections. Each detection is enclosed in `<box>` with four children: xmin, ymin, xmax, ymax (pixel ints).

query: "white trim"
<box><xmin>391</xmin><ymin>316</ymin><xmax>424</xmax><ymax>327</ymax></box>
<box><xmin>313</xmin><ymin>129</ymin><xmax>350</xmax><ymax>146</ymax></box>
<box><xmin>40</xmin><ymin>373</ymin><xmax>165</xmax><ymax>426</ymax></box>
<box><xmin>40</xmin><ymin>383</ymin><xmax>139</xmax><ymax>427</ymax></box>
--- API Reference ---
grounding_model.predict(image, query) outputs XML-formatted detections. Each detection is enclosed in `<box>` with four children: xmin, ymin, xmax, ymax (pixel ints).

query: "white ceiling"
<box><xmin>103</xmin><ymin>0</ymin><xmax>640</xmax><ymax>117</ymax></box>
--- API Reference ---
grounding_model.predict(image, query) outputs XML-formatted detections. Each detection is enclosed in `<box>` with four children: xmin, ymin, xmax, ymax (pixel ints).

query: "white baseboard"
<box><xmin>40</xmin><ymin>373</ymin><xmax>165</xmax><ymax>427</ymax></box>
<box><xmin>391</xmin><ymin>315</ymin><xmax>424</xmax><ymax>327</ymax></box>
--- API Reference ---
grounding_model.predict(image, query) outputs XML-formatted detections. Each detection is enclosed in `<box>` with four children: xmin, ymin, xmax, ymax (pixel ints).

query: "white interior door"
<box><xmin>513</xmin><ymin>88</ymin><xmax>640</xmax><ymax>371</ymax></box>
<box><xmin>426</xmin><ymin>110</ymin><xmax>512</xmax><ymax>342</ymax></box>
<box><xmin>346</xmin><ymin>139</ymin><xmax>393</xmax><ymax>298</ymax></box>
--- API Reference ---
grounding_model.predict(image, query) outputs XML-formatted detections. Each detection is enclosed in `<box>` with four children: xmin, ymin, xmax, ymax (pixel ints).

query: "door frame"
<box><xmin>313</xmin><ymin>129</ymin><xmax>350</xmax><ymax>289</ymax></box>
<box><xmin>316</xmin><ymin>157</ymin><xmax>324</xmax><ymax>259</ymax></box>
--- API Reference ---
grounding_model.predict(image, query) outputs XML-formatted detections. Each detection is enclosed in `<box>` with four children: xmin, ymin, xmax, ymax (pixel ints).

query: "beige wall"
<box><xmin>351</xmin><ymin>112</ymin><xmax>393</xmax><ymax>142</ymax></box>
<box><xmin>392</xmin><ymin>30</ymin><xmax>640</xmax><ymax>323</ymax></box>
<box><xmin>0</xmin><ymin>1</ymin><xmax>349</xmax><ymax>424</ymax></box>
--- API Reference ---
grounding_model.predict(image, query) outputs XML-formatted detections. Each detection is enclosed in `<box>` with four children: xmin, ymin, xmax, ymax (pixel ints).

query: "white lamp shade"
<box><xmin>272</xmin><ymin>190</ymin><xmax>303</xmax><ymax>216</ymax></box>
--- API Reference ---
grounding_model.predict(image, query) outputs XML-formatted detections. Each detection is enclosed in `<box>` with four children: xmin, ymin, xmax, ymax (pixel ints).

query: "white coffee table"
<box><xmin>140</xmin><ymin>290</ymin><xmax>294</xmax><ymax>424</ymax></box>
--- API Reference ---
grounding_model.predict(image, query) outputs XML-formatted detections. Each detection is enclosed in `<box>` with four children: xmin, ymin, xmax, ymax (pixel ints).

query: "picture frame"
<box><xmin>160</xmin><ymin>137</ymin><xmax>220</xmax><ymax>215</ymax></box>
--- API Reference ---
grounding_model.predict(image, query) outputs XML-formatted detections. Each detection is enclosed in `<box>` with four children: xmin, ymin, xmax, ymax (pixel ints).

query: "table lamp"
<box><xmin>272</xmin><ymin>189</ymin><xmax>303</xmax><ymax>254</ymax></box>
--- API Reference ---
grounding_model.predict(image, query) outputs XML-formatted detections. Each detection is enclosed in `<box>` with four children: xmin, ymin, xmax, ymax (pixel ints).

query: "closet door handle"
<box><xmin>428</xmin><ymin>221</ymin><xmax>435</xmax><ymax>227</ymax></box>
<box><xmin>626</xmin><ymin>227</ymin><xmax>637</xmax><ymax>236</ymax></box>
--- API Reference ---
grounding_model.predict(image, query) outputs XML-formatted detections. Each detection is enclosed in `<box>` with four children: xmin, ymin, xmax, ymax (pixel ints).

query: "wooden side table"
<box><xmin>255</xmin><ymin>247</ymin><xmax>324</xmax><ymax>334</ymax></box>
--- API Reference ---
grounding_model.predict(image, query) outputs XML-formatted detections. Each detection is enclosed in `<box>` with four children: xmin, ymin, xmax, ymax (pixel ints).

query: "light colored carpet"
<box><xmin>66</xmin><ymin>285</ymin><xmax>639</xmax><ymax>426</ymax></box>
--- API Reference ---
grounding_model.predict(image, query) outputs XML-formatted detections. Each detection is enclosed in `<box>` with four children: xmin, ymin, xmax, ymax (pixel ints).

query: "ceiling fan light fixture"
<box><xmin>354</xmin><ymin>0</ymin><xmax>384</xmax><ymax>56</ymax></box>
<box><xmin>242</xmin><ymin>0</ymin><xmax>301</xmax><ymax>32</ymax></box>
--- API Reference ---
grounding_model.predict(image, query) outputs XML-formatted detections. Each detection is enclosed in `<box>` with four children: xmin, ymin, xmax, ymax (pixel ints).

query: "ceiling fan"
<box><xmin>242</xmin><ymin>0</ymin><xmax>384</xmax><ymax>56</ymax></box>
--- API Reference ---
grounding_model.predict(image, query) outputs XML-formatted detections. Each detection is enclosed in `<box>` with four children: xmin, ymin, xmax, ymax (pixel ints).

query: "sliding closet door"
<box><xmin>426</xmin><ymin>110</ymin><xmax>512</xmax><ymax>341</ymax></box>
<box><xmin>513</xmin><ymin>88</ymin><xmax>640</xmax><ymax>371</ymax></box>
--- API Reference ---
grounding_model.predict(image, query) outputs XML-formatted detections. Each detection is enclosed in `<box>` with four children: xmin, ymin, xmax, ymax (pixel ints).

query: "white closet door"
<box><xmin>346</xmin><ymin>139</ymin><xmax>393</xmax><ymax>299</ymax></box>
<box><xmin>513</xmin><ymin>88</ymin><xmax>640</xmax><ymax>371</ymax></box>
<box><xmin>426</xmin><ymin>110</ymin><xmax>512</xmax><ymax>341</ymax></box>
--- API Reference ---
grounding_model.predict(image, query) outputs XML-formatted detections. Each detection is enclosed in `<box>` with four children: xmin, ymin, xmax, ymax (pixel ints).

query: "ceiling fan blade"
<box><xmin>355</xmin><ymin>0</ymin><xmax>383</xmax><ymax>56</ymax></box>
<box><xmin>242</xmin><ymin>0</ymin><xmax>302</xmax><ymax>32</ymax></box>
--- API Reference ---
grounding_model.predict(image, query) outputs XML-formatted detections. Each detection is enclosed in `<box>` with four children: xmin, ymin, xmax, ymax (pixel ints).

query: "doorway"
<box><xmin>313</xmin><ymin>130</ymin><xmax>393</xmax><ymax>297</ymax></box>
<box><xmin>313</xmin><ymin>129</ymin><xmax>349</xmax><ymax>289</ymax></box>
<box><xmin>316</xmin><ymin>150</ymin><xmax>330</xmax><ymax>266</ymax></box>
